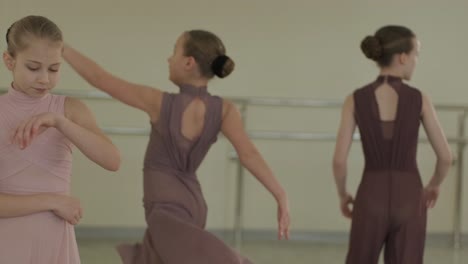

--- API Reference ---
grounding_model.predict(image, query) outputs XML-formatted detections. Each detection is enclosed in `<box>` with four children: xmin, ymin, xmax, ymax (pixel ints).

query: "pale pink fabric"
<box><xmin>0</xmin><ymin>86</ymin><xmax>80</xmax><ymax>264</ymax></box>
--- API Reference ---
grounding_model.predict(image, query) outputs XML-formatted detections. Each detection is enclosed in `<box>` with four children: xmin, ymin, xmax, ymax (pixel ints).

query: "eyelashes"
<box><xmin>26</xmin><ymin>66</ymin><xmax>59</xmax><ymax>72</ymax></box>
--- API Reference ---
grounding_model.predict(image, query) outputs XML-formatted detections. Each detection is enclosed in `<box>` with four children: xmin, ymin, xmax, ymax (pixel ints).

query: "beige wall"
<box><xmin>1</xmin><ymin>0</ymin><xmax>468</xmax><ymax>234</ymax></box>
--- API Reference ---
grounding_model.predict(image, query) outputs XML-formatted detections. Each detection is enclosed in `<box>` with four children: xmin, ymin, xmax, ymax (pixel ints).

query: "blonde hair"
<box><xmin>6</xmin><ymin>15</ymin><xmax>63</xmax><ymax>57</ymax></box>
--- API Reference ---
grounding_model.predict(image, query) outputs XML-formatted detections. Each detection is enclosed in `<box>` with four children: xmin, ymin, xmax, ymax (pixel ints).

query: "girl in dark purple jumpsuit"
<box><xmin>333</xmin><ymin>25</ymin><xmax>452</xmax><ymax>264</ymax></box>
<box><xmin>63</xmin><ymin>30</ymin><xmax>291</xmax><ymax>264</ymax></box>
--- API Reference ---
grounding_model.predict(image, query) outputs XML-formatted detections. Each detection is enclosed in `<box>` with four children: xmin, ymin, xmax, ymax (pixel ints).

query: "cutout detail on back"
<box><xmin>373</xmin><ymin>81</ymin><xmax>400</xmax><ymax>140</ymax></box>
<box><xmin>180</xmin><ymin>97</ymin><xmax>206</xmax><ymax>142</ymax></box>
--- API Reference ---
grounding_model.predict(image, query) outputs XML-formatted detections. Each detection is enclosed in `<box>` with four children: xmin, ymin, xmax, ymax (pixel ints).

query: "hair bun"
<box><xmin>211</xmin><ymin>55</ymin><xmax>234</xmax><ymax>78</ymax></box>
<box><xmin>361</xmin><ymin>35</ymin><xmax>382</xmax><ymax>61</ymax></box>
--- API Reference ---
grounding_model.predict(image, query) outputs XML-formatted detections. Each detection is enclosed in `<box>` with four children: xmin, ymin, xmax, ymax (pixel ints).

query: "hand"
<box><xmin>50</xmin><ymin>194</ymin><xmax>83</xmax><ymax>225</ymax></box>
<box><xmin>424</xmin><ymin>185</ymin><xmax>440</xmax><ymax>209</ymax></box>
<box><xmin>277</xmin><ymin>197</ymin><xmax>290</xmax><ymax>240</ymax></box>
<box><xmin>340</xmin><ymin>193</ymin><xmax>354</xmax><ymax>219</ymax></box>
<box><xmin>11</xmin><ymin>112</ymin><xmax>64</xmax><ymax>149</ymax></box>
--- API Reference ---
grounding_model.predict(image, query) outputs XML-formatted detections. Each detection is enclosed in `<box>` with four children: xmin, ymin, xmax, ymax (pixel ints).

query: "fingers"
<box><xmin>424</xmin><ymin>190</ymin><xmax>438</xmax><ymax>209</ymax></box>
<box><xmin>278</xmin><ymin>229</ymin><xmax>288</xmax><ymax>240</ymax></box>
<box><xmin>342</xmin><ymin>204</ymin><xmax>353</xmax><ymax>219</ymax></box>
<box><xmin>426</xmin><ymin>200</ymin><xmax>433</xmax><ymax>208</ymax></box>
<box><xmin>68</xmin><ymin>218</ymin><xmax>78</xmax><ymax>225</ymax></box>
<box><xmin>427</xmin><ymin>198</ymin><xmax>436</xmax><ymax>209</ymax></box>
<box><xmin>278</xmin><ymin>213</ymin><xmax>290</xmax><ymax>240</ymax></box>
<box><xmin>34</xmin><ymin>125</ymin><xmax>47</xmax><ymax>140</ymax></box>
<box><xmin>11</xmin><ymin>117</ymin><xmax>38</xmax><ymax>149</ymax></box>
<box><xmin>343</xmin><ymin>209</ymin><xmax>353</xmax><ymax>219</ymax></box>
<box><xmin>278</xmin><ymin>223</ymin><xmax>289</xmax><ymax>240</ymax></box>
<box><xmin>10</xmin><ymin>116</ymin><xmax>51</xmax><ymax>149</ymax></box>
<box><xmin>11</xmin><ymin>119</ymin><xmax>27</xmax><ymax>148</ymax></box>
<box><xmin>70</xmin><ymin>209</ymin><xmax>83</xmax><ymax>226</ymax></box>
<box><xmin>283</xmin><ymin>223</ymin><xmax>290</xmax><ymax>240</ymax></box>
<box><xmin>341</xmin><ymin>196</ymin><xmax>354</xmax><ymax>219</ymax></box>
<box><xmin>23</xmin><ymin>118</ymin><xmax>36</xmax><ymax>148</ymax></box>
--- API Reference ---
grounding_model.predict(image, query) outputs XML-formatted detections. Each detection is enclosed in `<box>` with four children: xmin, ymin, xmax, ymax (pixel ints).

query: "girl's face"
<box><xmin>4</xmin><ymin>37</ymin><xmax>63</xmax><ymax>97</ymax></box>
<box><xmin>167</xmin><ymin>34</ymin><xmax>188</xmax><ymax>85</ymax></box>
<box><xmin>394</xmin><ymin>38</ymin><xmax>420</xmax><ymax>81</ymax></box>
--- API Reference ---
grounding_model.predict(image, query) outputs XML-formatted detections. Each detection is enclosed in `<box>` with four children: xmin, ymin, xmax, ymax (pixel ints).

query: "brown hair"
<box><xmin>361</xmin><ymin>25</ymin><xmax>415</xmax><ymax>67</ymax></box>
<box><xmin>6</xmin><ymin>15</ymin><xmax>63</xmax><ymax>57</ymax></box>
<box><xmin>183</xmin><ymin>30</ymin><xmax>235</xmax><ymax>79</ymax></box>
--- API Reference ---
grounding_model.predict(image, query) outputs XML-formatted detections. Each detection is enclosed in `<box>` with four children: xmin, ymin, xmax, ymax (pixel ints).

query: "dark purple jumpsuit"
<box><xmin>117</xmin><ymin>85</ymin><xmax>253</xmax><ymax>264</ymax></box>
<box><xmin>346</xmin><ymin>75</ymin><xmax>427</xmax><ymax>264</ymax></box>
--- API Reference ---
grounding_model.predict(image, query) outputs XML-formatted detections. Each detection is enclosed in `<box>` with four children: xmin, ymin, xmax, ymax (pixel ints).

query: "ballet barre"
<box><xmin>1</xmin><ymin>87</ymin><xmax>466</xmax><ymax>250</ymax></box>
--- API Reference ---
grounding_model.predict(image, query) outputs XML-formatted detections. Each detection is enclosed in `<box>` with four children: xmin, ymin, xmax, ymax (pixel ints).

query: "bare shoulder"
<box><xmin>222</xmin><ymin>98</ymin><xmax>238</xmax><ymax>120</ymax></box>
<box><xmin>420</xmin><ymin>91</ymin><xmax>431</xmax><ymax>103</ymax></box>
<box><xmin>64</xmin><ymin>97</ymin><xmax>93</xmax><ymax>122</ymax></box>
<box><xmin>342</xmin><ymin>93</ymin><xmax>354</xmax><ymax>112</ymax></box>
<box><xmin>344</xmin><ymin>94</ymin><xmax>354</xmax><ymax>105</ymax></box>
<box><xmin>420</xmin><ymin>91</ymin><xmax>433</xmax><ymax>115</ymax></box>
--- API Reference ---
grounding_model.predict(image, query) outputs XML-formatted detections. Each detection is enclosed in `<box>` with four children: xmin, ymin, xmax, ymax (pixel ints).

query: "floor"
<box><xmin>78</xmin><ymin>238</ymin><xmax>467</xmax><ymax>264</ymax></box>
